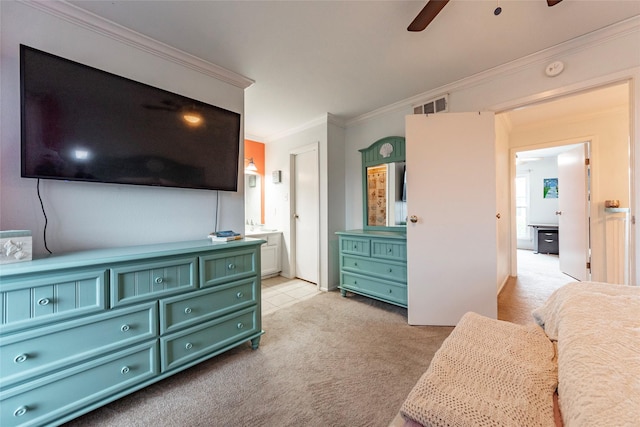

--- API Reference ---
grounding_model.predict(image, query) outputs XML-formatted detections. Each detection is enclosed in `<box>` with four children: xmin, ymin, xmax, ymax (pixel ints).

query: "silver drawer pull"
<box><xmin>237</xmin><ymin>322</ymin><xmax>244</xmax><ymax>329</ymax></box>
<box><xmin>120</xmin><ymin>324</ymin><xmax>130</xmax><ymax>332</ymax></box>
<box><xmin>388</xmin><ymin>268</ymin><xmax>393</xmax><ymax>273</ymax></box>
<box><xmin>545</xmin><ymin>233</ymin><xmax>554</xmax><ymax>236</ymax></box>
<box><xmin>354</xmin><ymin>262</ymin><xmax>358</xmax><ymax>267</ymax></box>
<box><xmin>14</xmin><ymin>354</ymin><xmax>29</xmax><ymax>364</ymax></box>
<box><xmin>236</xmin><ymin>292</ymin><xmax>244</xmax><ymax>299</ymax></box>
<box><xmin>37</xmin><ymin>297</ymin><xmax>50</xmax><ymax>306</ymax></box>
<box><xmin>154</xmin><ymin>277</ymin><xmax>164</xmax><ymax>284</ymax></box>
<box><xmin>388</xmin><ymin>248</ymin><xmax>392</xmax><ymax>253</ymax></box>
<box><xmin>227</xmin><ymin>263</ymin><xmax>236</xmax><ymax>270</ymax></box>
<box><xmin>120</xmin><ymin>366</ymin><xmax>130</xmax><ymax>374</ymax></box>
<box><xmin>185</xmin><ymin>342</ymin><xmax>193</xmax><ymax>350</ymax></box>
<box><xmin>14</xmin><ymin>406</ymin><xmax>28</xmax><ymax>417</ymax></box>
<box><xmin>184</xmin><ymin>307</ymin><xmax>193</xmax><ymax>314</ymax></box>
<box><xmin>388</xmin><ymin>289</ymin><xmax>393</xmax><ymax>293</ymax></box>
<box><xmin>545</xmin><ymin>239</ymin><xmax>554</xmax><ymax>243</ymax></box>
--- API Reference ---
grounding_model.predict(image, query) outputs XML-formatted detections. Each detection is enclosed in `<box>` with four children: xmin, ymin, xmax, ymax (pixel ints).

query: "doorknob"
<box><xmin>294</xmin><ymin>214</ymin><xmax>299</xmax><ymax>219</ymax></box>
<box><xmin>555</xmin><ymin>211</ymin><xmax>562</xmax><ymax>215</ymax></box>
<box><xmin>409</xmin><ymin>215</ymin><xmax>418</xmax><ymax>223</ymax></box>
<box><xmin>496</xmin><ymin>213</ymin><xmax>501</xmax><ymax>219</ymax></box>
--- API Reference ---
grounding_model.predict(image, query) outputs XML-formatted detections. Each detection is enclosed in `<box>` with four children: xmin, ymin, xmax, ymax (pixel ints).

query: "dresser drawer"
<box><xmin>160</xmin><ymin>278</ymin><xmax>257</xmax><ymax>335</ymax></box>
<box><xmin>339</xmin><ymin>237</ymin><xmax>371</xmax><ymax>257</ymax></box>
<box><xmin>371</xmin><ymin>239</ymin><xmax>406</xmax><ymax>262</ymax></box>
<box><xmin>161</xmin><ymin>307</ymin><xmax>258</xmax><ymax>372</ymax></box>
<box><xmin>0</xmin><ymin>302</ymin><xmax>157</xmax><ymax>388</ymax></box>
<box><xmin>341</xmin><ymin>255</ymin><xmax>406</xmax><ymax>282</ymax></box>
<box><xmin>111</xmin><ymin>257</ymin><xmax>197</xmax><ymax>307</ymax></box>
<box><xmin>0</xmin><ymin>269</ymin><xmax>107</xmax><ymax>334</ymax></box>
<box><xmin>0</xmin><ymin>341</ymin><xmax>158</xmax><ymax>427</ymax></box>
<box><xmin>340</xmin><ymin>273</ymin><xmax>407</xmax><ymax>306</ymax></box>
<box><xmin>199</xmin><ymin>248</ymin><xmax>258</xmax><ymax>287</ymax></box>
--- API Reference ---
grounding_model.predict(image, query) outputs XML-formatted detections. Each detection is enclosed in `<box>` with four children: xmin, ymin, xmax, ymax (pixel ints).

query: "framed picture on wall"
<box><xmin>543</xmin><ymin>178</ymin><xmax>558</xmax><ymax>199</ymax></box>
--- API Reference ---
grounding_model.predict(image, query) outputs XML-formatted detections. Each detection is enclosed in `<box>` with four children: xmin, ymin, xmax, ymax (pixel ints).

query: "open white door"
<box><xmin>406</xmin><ymin>112</ymin><xmax>497</xmax><ymax>326</ymax></box>
<box><xmin>557</xmin><ymin>143</ymin><xmax>590</xmax><ymax>281</ymax></box>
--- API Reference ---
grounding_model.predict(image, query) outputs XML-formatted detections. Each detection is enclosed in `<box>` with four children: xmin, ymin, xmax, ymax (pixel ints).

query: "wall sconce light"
<box><xmin>245</xmin><ymin>158</ymin><xmax>258</xmax><ymax>174</ymax></box>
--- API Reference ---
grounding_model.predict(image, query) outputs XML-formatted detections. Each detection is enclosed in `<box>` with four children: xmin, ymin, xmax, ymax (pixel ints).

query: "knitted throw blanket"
<box><xmin>400</xmin><ymin>312</ymin><xmax>558</xmax><ymax>427</ymax></box>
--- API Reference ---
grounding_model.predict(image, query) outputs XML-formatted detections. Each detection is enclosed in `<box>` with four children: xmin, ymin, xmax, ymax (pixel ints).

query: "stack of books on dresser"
<box><xmin>208</xmin><ymin>230</ymin><xmax>243</xmax><ymax>242</ymax></box>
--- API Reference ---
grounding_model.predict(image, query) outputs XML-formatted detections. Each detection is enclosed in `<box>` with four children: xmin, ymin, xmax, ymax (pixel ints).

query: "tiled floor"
<box><xmin>261</xmin><ymin>275</ymin><xmax>321</xmax><ymax>314</ymax></box>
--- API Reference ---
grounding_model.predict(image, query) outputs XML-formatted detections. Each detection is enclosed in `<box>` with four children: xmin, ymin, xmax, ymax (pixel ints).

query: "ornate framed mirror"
<box><xmin>360</xmin><ymin>136</ymin><xmax>406</xmax><ymax>232</ymax></box>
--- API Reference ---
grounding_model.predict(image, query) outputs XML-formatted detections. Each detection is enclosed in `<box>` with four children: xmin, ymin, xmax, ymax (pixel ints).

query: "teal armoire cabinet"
<box><xmin>337</xmin><ymin>136</ymin><xmax>408</xmax><ymax>308</ymax></box>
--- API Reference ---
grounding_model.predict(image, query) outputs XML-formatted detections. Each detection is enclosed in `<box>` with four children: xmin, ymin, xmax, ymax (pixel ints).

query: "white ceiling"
<box><xmin>68</xmin><ymin>0</ymin><xmax>640</xmax><ymax>141</ymax></box>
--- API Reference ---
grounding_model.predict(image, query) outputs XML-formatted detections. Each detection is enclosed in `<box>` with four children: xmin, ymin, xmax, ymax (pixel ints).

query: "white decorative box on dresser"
<box><xmin>0</xmin><ymin>238</ymin><xmax>264</xmax><ymax>427</ymax></box>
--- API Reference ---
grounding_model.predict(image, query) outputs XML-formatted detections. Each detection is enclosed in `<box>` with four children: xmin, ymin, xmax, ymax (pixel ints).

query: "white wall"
<box><xmin>0</xmin><ymin>1</ymin><xmax>246</xmax><ymax>256</ymax></box>
<box><xmin>264</xmin><ymin>114</ymin><xmax>345</xmax><ymax>291</ymax></box>
<box><xmin>264</xmin><ymin>121</ymin><xmax>326</xmax><ymax>280</ymax></box>
<box><xmin>326</xmin><ymin>120</ymin><xmax>346</xmax><ymax>289</ymax></box>
<box><xmin>515</xmin><ymin>157</ymin><xmax>560</xmax><ymax>250</ymax></box>
<box><xmin>344</xmin><ymin>17</ymin><xmax>640</xmax><ymax>285</ymax></box>
<box><xmin>522</xmin><ymin>157</ymin><xmax>560</xmax><ymax>223</ymax></box>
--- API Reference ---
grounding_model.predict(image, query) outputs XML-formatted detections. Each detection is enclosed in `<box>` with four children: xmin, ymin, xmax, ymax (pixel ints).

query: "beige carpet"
<box><xmin>64</xmin><ymin>292</ymin><xmax>453</xmax><ymax>427</ymax></box>
<box><xmin>499</xmin><ymin>250</ymin><xmax>577</xmax><ymax>325</ymax></box>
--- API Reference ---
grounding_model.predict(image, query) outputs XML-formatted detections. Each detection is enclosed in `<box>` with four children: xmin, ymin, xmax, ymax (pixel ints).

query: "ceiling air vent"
<box><xmin>413</xmin><ymin>94</ymin><xmax>449</xmax><ymax>115</ymax></box>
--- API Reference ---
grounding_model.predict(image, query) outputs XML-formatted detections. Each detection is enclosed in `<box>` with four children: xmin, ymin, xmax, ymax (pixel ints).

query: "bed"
<box><xmin>396</xmin><ymin>281</ymin><xmax>640</xmax><ymax>427</ymax></box>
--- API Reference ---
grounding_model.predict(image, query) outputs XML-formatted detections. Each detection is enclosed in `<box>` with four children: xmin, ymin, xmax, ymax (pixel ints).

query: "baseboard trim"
<box><xmin>497</xmin><ymin>275</ymin><xmax>514</xmax><ymax>296</ymax></box>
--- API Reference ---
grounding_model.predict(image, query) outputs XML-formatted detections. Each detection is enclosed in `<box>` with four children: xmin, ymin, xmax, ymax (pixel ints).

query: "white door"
<box><xmin>406</xmin><ymin>113</ymin><xmax>497</xmax><ymax>326</ymax></box>
<box><xmin>557</xmin><ymin>143</ymin><xmax>590</xmax><ymax>280</ymax></box>
<box><xmin>293</xmin><ymin>146</ymin><xmax>319</xmax><ymax>284</ymax></box>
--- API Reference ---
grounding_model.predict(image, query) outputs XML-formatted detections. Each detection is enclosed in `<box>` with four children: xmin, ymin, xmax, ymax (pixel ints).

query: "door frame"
<box><xmin>509</xmin><ymin>139</ymin><xmax>592</xmax><ymax>279</ymax></box>
<box><xmin>491</xmin><ymin>70</ymin><xmax>637</xmax><ymax>285</ymax></box>
<box><xmin>289</xmin><ymin>142</ymin><xmax>320</xmax><ymax>287</ymax></box>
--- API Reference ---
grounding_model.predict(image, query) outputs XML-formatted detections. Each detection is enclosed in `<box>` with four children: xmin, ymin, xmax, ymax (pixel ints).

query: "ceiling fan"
<box><xmin>407</xmin><ymin>0</ymin><xmax>563</xmax><ymax>32</ymax></box>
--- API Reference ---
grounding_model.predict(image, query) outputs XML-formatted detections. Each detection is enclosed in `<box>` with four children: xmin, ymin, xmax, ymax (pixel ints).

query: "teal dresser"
<box><xmin>336</xmin><ymin>230</ymin><xmax>407</xmax><ymax>308</ymax></box>
<box><xmin>0</xmin><ymin>239</ymin><xmax>264</xmax><ymax>427</ymax></box>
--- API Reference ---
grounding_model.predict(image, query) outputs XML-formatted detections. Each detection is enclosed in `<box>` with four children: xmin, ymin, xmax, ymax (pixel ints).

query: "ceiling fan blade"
<box><xmin>407</xmin><ymin>0</ymin><xmax>450</xmax><ymax>32</ymax></box>
<box><xmin>547</xmin><ymin>0</ymin><xmax>563</xmax><ymax>6</ymax></box>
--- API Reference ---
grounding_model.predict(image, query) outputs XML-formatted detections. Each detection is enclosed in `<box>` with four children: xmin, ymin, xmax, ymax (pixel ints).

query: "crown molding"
<box><xmin>265</xmin><ymin>113</ymin><xmax>345</xmax><ymax>143</ymax></box>
<box><xmin>347</xmin><ymin>15</ymin><xmax>640</xmax><ymax>127</ymax></box>
<box><xmin>21</xmin><ymin>0</ymin><xmax>254</xmax><ymax>89</ymax></box>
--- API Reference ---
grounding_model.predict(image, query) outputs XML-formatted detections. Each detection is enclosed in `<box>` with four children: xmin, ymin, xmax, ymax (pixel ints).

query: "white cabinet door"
<box><xmin>256</xmin><ymin>233</ymin><xmax>281</xmax><ymax>278</ymax></box>
<box><xmin>261</xmin><ymin>244</ymin><xmax>279</xmax><ymax>276</ymax></box>
<box><xmin>406</xmin><ymin>113</ymin><xmax>497</xmax><ymax>326</ymax></box>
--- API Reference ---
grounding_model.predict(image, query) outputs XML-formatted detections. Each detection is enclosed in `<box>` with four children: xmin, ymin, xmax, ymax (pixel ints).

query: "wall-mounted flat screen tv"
<box><xmin>20</xmin><ymin>45</ymin><xmax>241</xmax><ymax>191</ymax></box>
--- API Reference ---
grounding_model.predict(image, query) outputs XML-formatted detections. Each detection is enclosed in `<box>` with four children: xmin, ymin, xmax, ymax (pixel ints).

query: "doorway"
<box><xmin>514</xmin><ymin>142</ymin><xmax>590</xmax><ymax>283</ymax></box>
<box><xmin>502</xmin><ymin>81</ymin><xmax>631</xmax><ymax>285</ymax></box>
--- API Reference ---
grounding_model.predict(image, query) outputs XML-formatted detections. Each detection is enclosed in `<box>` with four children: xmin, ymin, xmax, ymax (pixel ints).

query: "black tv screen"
<box><xmin>20</xmin><ymin>45</ymin><xmax>241</xmax><ymax>191</ymax></box>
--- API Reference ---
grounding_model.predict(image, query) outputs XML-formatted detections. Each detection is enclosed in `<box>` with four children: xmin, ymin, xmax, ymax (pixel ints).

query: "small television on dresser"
<box><xmin>20</xmin><ymin>44</ymin><xmax>241</xmax><ymax>191</ymax></box>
